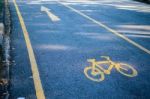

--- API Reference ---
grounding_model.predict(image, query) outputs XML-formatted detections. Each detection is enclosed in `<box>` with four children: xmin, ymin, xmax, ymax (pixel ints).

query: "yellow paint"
<box><xmin>84</xmin><ymin>56</ymin><xmax>137</xmax><ymax>82</ymax></box>
<box><xmin>59</xmin><ymin>2</ymin><xmax>150</xmax><ymax>55</ymax></box>
<box><xmin>13</xmin><ymin>0</ymin><xmax>45</xmax><ymax>99</ymax></box>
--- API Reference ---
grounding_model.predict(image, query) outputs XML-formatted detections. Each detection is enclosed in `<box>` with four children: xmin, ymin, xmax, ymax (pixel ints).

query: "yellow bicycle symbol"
<box><xmin>84</xmin><ymin>56</ymin><xmax>138</xmax><ymax>82</ymax></box>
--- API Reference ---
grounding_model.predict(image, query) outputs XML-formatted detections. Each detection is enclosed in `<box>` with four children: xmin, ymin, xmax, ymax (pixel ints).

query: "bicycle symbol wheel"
<box><xmin>116</xmin><ymin>63</ymin><xmax>137</xmax><ymax>77</ymax></box>
<box><xmin>84</xmin><ymin>66</ymin><xmax>105</xmax><ymax>82</ymax></box>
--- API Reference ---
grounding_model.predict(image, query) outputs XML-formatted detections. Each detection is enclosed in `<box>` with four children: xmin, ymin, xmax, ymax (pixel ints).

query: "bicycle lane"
<box><xmin>11</xmin><ymin>0</ymin><xmax>150</xmax><ymax>99</ymax></box>
<box><xmin>9</xmin><ymin>0</ymin><xmax>37</xmax><ymax>99</ymax></box>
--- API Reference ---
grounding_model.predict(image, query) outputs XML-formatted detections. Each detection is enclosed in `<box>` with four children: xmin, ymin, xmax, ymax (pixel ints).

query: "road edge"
<box><xmin>0</xmin><ymin>0</ymin><xmax>11</xmax><ymax>98</ymax></box>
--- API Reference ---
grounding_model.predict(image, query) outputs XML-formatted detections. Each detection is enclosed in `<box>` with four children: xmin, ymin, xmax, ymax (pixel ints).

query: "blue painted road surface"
<box><xmin>9</xmin><ymin>0</ymin><xmax>150</xmax><ymax>99</ymax></box>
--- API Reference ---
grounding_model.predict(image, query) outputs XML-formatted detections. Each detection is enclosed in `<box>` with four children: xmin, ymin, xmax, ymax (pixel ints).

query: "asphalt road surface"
<box><xmin>9</xmin><ymin>0</ymin><xmax>150</xmax><ymax>99</ymax></box>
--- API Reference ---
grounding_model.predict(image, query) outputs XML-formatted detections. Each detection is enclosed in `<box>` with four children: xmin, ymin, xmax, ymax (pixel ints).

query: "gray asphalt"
<box><xmin>9</xmin><ymin>0</ymin><xmax>150</xmax><ymax>99</ymax></box>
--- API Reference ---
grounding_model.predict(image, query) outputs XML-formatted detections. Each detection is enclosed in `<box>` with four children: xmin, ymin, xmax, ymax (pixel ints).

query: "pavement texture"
<box><xmin>9</xmin><ymin>0</ymin><xmax>150</xmax><ymax>99</ymax></box>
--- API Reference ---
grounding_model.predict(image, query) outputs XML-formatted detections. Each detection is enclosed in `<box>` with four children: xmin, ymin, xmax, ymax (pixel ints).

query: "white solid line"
<box><xmin>58</xmin><ymin>2</ymin><xmax>150</xmax><ymax>55</ymax></box>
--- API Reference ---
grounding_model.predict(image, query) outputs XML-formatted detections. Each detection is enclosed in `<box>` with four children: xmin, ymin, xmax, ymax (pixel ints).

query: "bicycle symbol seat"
<box><xmin>84</xmin><ymin>56</ymin><xmax>138</xmax><ymax>82</ymax></box>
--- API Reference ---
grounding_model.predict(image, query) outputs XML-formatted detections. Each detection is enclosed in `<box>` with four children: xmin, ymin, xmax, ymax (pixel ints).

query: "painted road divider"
<box><xmin>58</xmin><ymin>2</ymin><xmax>150</xmax><ymax>55</ymax></box>
<box><xmin>13</xmin><ymin>0</ymin><xmax>46</xmax><ymax>99</ymax></box>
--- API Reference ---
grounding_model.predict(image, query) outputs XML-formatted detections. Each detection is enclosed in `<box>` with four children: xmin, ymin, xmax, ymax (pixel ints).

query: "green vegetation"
<box><xmin>0</xmin><ymin>0</ymin><xmax>3</xmax><ymax>14</ymax></box>
<box><xmin>135</xmin><ymin>0</ymin><xmax>150</xmax><ymax>3</ymax></box>
<box><xmin>0</xmin><ymin>0</ymin><xmax>3</xmax><ymax>22</ymax></box>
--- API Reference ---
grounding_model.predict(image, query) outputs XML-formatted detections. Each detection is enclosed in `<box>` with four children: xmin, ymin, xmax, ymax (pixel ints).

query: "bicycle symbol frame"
<box><xmin>84</xmin><ymin>56</ymin><xmax>138</xmax><ymax>82</ymax></box>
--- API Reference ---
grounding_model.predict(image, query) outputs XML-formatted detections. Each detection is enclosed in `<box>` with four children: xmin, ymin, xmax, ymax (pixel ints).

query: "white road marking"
<box><xmin>58</xmin><ymin>2</ymin><xmax>150</xmax><ymax>55</ymax></box>
<box><xmin>41</xmin><ymin>6</ymin><xmax>60</xmax><ymax>22</ymax></box>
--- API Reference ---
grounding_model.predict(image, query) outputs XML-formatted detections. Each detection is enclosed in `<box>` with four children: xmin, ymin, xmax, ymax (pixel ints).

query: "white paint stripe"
<box><xmin>58</xmin><ymin>2</ymin><xmax>150</xmax><ymax>55</ymax></box>
<box><xmin>41</xmin><ymin>6</ymin><xmax>60</xmax><ymax>22</ymax></box>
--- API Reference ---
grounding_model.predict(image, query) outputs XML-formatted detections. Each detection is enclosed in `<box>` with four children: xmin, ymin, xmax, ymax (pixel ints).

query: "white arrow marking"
<box><xmin>41</xmin><ymin>6</ymin><xmax>60</xmax><ymax>22</ymax></box>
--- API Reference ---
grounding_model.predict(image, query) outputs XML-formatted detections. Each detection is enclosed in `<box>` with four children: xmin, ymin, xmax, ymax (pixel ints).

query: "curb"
<box><xmin>0</xmin><ymin>0</ymin><xmax>11</xmax><ymax>98</ymax></box>
<box><xmin>0</xmin><ymin>23</ymin><xmax>4</xmax><ymax>45</ymax></box>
